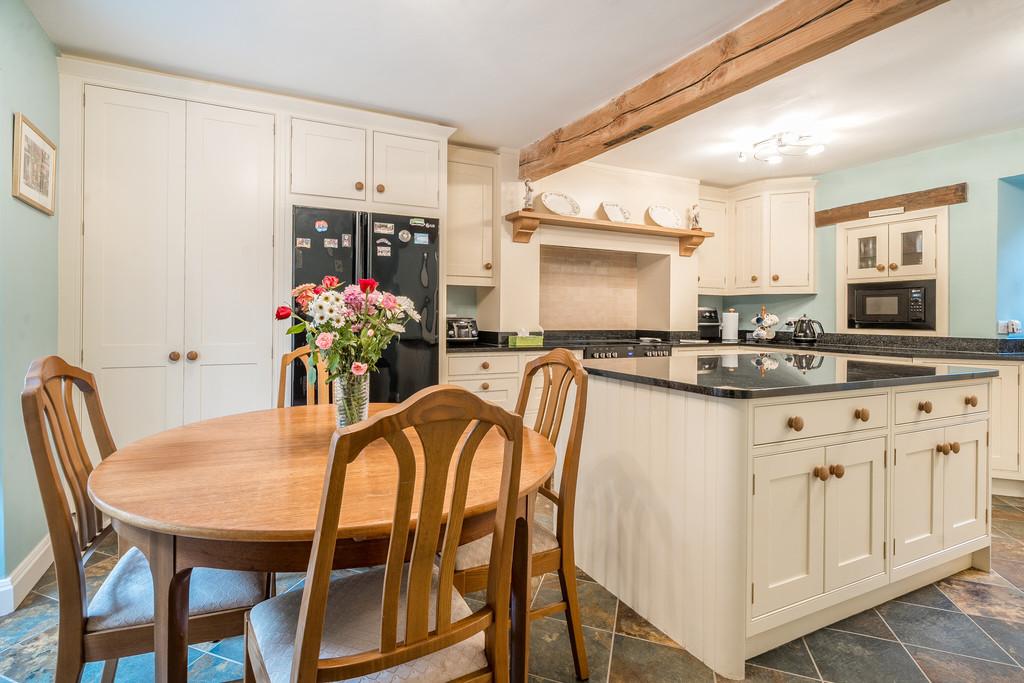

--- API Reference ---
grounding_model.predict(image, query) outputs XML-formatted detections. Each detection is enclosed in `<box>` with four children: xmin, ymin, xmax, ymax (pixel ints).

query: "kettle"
<box><xmin>791</xmin><ymin>315</ymin><xmax>825</xmax><ymax>344</ymax></box>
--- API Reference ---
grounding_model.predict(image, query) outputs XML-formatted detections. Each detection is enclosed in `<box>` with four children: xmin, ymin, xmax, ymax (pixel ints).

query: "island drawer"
<box><xmin>447</xmin><ymin>353</ymin><xmax>519</xmax><ymax>377</ymax></box>
<box><xmin>448</xmin><ymin>377</ymin><xmax>518</xmax><ymax>409</ymax></box>
<box><xmin>894</xmin><ymin>383</ymin><xmax>988</xmax><ymax>424</ymax></box>
<box><xmin>753</xmin><ymin>393</ymin><xmax>888</xmax><ymax>445</ymax></box>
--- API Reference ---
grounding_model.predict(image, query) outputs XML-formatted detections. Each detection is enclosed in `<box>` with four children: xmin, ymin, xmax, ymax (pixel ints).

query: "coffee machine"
<box><xmin>697</xmin><ymin>307</ymin><xmax>722</xmax><ymax>342</ymax></box>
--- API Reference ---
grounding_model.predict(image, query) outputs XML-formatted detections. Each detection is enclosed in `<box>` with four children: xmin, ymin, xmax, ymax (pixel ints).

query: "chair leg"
<box><xmin>558</xmin><ymin>566</ymin><xmax>590</xmax><ymax>680</ymax></box>
<box><xmin>100</xmin><ymin>659</ymin><xmax>119</xmax><ymax>683</ymax></box>
<box><xmin>244</xmin><ymin>615</ymin><xmax>257</xmax><ymax>683</ymax></box>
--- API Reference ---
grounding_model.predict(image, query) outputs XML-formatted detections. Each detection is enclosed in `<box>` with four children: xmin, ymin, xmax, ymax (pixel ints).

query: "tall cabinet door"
<box><xmin>943</xmin><ymin>421</ymin><xmax>988</xmax><ymax>547</ymax></box>
<box><xmin>446</xmin><ymin>154</ymin><xmax>494</xmax><ymax>281</ymax></box>
<box><xmin>83</xmin><ymin>86</ymin><xmax>186</xmax><ymax>444</ymax></box>
<box><xmin>768</xmin><ymin>192</ymin><xmax>811</xmax><ymax>288</ymax></box>
<box><xmin>183</xmin><ymin>102</ymin><xmax>275</xmax><ymax>423</ymax></box>
<box><xmin>824</xmin><ymin>439</ymin><xmax>886</xmax><ymax>591</ymax></box>
<box><xmin>893</xmin><ymin>428</ymin><xmax>944</xmax><ymax>566</ymax></box>
<box><xmin>752</xmin><ymin>448</ymin><xmax>825</xmax><ymax>617</ymax></box>
<box><xmin>697</xmin><ymin>198</ymin><xmax>729</xmax><ymax>292</ymax></box>
<box><xmin>733</xmin><ymin>196</ymin><xmax>763</xmax><ymax>291</ymax></box>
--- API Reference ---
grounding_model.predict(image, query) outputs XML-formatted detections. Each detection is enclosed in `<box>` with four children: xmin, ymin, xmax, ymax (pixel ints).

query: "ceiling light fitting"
<box><xmin>745</xmin><ymin>132</ymin><xmax>824</xmax><ymax>164</ymax></box>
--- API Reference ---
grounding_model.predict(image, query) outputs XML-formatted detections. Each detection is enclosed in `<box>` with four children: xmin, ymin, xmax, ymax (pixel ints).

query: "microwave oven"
<box><xmin>847</xmin><ymin>280</ymin><xmax>936</xmax><ymax>330</ymax></box>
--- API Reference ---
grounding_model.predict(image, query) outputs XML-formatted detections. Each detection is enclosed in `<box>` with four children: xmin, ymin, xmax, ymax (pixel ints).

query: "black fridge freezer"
<box><xmin>290</xmin><ymin>206</ymin><xmax>439</xmax><ymax>405</ymax></box>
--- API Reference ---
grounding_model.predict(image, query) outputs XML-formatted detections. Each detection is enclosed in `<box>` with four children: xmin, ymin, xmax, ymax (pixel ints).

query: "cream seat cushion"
<box><xmin>454</xmin><ymin>524</ymin><xmax>559</xmax><ymax>571</ymax></box>
<box><xmin>248</xmin><ymin>565</ymin><xmax>487</xmax><ymax>682</ymax></box>
<box><xmin>86</xmin><ymin>546</ymin><xmax>265</xmax><ymax>632</ymax></box>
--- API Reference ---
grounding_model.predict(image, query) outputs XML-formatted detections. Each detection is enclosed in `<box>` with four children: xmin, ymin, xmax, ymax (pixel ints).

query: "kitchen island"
<box><xmin>574</xmin><ymin>352</ymin><xmax>997</xmax><ymax>680</ymax></box>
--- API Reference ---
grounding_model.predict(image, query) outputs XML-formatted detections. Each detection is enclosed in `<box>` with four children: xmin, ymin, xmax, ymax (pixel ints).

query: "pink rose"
<box><xmin>380</xmin><ymin>293</ymin><xmax>398</xmax><ymax>311</ymax></box>
<box><xmin>315</xmin><ymin>332</ymin><xmax>334</xmax><ymax>350</ymax></box>
<box><xmin>350</xmin><ymin>361</ymin><xmax>368</xmax><ymax>376</ymax></box>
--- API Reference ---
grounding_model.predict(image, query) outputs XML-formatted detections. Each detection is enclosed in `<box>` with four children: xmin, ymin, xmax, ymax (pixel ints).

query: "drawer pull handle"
<box><xmin>937</xmin><ymin>442</ymin><xmax>951</xmax><ymax>455</ymax></box>
<box><xmin>168</xmin><ymin>351</ymin><xmax>181</xmax><ymax>362</ymax></box>
<box><xmin>481</xmin><ymin>382</ymin><xmax>490</xmax><ymax>390</ymax></box>
<box><xmin>918</xmin><ymin>400</ymin><xmax>933</xmax><ymax>414</ymax></box>
<box><xmin>771</xmin><ymin>274</ymin><xmax>780</xmax><ymax>282</ymax></box>
<box><xmin>787</xmin><ymin>416</ymin><xmax>805</xmax><ymax>432</ymax></box>
<box><xmin>829</xmin><ymin>464</ymin><xmax>846</xmax><ymax>479</ymax></box>
<box><xmin>889</xmin><ymin>262</ymin><xmax>899</xmax><ymax>271</ymax></box>
<box><xmin>875</xmin><ymin>264</ymin><xmax>886</xmax><ymax>272</ymax></box>
<box><xmin>484</xmin><ymin>262</ymin><xmax>493</xmax><ymax>270</ymax></box>
<box><xmin>950</xmin><ymin>441</ymin><xmax>961</xmax><ymax>454</ymax></box>
<box><xmin>965</xmin><ymin>395</ymin><xmax>978</xmax><ymax>407</ymax></box>
<box><xmin>812</xmin><ymin>466</ymin><xmax>830</xmax><ymax>481</ymax></box>
<box><xmin>355</xmin><ymin>181</ymin><xmax>365</xmax><ymax>191</ymax></box>
<box><xmin>186</xmin><ymin>351</ymin><xmax>199</xmax><ymax>361</ymax></box>
<box><xmin>853</xmin><ymin>408</ymin><xmax>870</xmax><ymax>422</ymax></box>
<box><xmin>376</xmin><ymin>183</ymin><xmax>386</xmax><ymax>193</ymax></box>
<box><xmin>481</xmin><ymin>361</ymin><xmax>491</xmax><ymax>370</ymax></box>
<box><xmin>750</xmin><ymin>274</ymin><xmax>759</xmax><ymax>282</ymax></box>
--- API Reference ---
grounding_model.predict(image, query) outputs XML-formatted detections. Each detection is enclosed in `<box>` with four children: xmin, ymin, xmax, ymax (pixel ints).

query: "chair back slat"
<box><xmin>291</xmin><ymin>385</ymin><xmax>522</xmax><ymax>683</ymax></box>
<box><xmin>277</xmin><ymin>345</ymin><xmax>330</xmax><ymax>408</ymax></box>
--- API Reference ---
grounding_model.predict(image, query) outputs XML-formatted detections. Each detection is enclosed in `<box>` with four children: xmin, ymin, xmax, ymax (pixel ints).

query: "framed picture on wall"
<box><xmin>12</xmin><ymin>113</ymin><xmax>57</xmax><ymax>215</ymax></box>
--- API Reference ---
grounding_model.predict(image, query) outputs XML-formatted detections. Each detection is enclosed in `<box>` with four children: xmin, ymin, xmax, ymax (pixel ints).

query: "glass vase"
<box><xmin>333</xmin><ymin>373</ymin><xmax>369</xmax><ymax>428</ymax></box>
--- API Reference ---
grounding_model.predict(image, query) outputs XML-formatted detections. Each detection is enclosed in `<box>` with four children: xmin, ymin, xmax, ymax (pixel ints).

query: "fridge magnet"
<box><xmin>376</xmin><ymin>245</ymin><xmax>392</xmax><ymax>257</ymax></box>
<box><xmin>314</xmin><ymin>219</ymin><xmax>329</xmax><ymax>233</ymax></box>
<box><xmin>410</xmin><ymin>218</ymin><xmax>426</xmax><ymax>227</ymax></box>
<box><xmin>373</xmin><ymin>222</ymin><xmax>395</xmax><ymax>235</ymax></box>
<box><xmin>398</xmin><ymin>229</ymin><xmax>412</xmax><ymax>243</ymax></box>
<box><xmin>342</xmin><ymin>234</ymin><xmax>352</xmax><ymax>248</ymax></box>
<box><xmin>414</xmin><ymin>233</ymin><xmax>430</xmax><ymax>245</ymax></box>
<box><xmin>324</xmin><ymin>238</ymin><xmax>339</xmax><ymax>248</ymax></box>
<box><xmin>295</xmin><ymin>237</ymin><xmax>311</xmax><ymax>248</ymax></box>
<box><xmin>12</xmin><ymin>113</ymin><xmax>57</xmax><ymax>215</ymax></box>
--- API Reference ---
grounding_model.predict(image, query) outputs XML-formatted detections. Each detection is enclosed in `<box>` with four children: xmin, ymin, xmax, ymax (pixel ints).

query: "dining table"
<box><xmin>87</xmin><ymin>403</ymin><xmax>557</xmax><ymax>683</ymax></box>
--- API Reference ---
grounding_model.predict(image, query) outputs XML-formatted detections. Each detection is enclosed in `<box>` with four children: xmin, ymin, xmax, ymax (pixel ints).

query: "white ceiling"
<box><xmin>594</xmin><ymin>0</ymin><xmax>1024</xmax><ymax>186</ymax></box>
<box><xmin>26</xmin><ymin>0</ymin><xmax>776</xmax><ymax>148</ymax></box>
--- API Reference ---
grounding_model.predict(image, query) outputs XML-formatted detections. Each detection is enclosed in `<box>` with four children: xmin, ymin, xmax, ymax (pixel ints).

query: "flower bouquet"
<box><xmin>275</xmin><ymin>276</ymin><xmax>420</xmax><ymax>427</ymax></box>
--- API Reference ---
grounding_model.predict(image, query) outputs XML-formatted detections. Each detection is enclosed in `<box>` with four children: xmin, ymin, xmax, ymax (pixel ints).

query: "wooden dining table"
<box><xmin>87</xmin><ymin>403</ymin><xmax>557</xmax><ymax>683</ymax></box>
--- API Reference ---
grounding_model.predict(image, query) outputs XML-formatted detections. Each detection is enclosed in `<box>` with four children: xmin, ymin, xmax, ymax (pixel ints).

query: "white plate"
<box><xmin>646</xmin><ymin>205</ymin><xmax>682</xmax><ymax>228</ymax></box>
<box><xmin>540</xmin><ymin>192</ymin><xmax>581</xmax><ymax>216</ymax></box>
<box><xmin>600</xmin><ymin>201</ymin><xmax>631</xmax><ymax>222</ymax></box>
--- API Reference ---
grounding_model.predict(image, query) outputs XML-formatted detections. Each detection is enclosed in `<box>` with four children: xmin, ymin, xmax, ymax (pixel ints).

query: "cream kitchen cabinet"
<box><xmin>733</xmin><ymin>196</ymin><xmax>763</xmax><ymax>291</ymax></box>
<box><xmin>290</xmin><ymin>118</ymin><xmax>367</xmax><ymax>200</ymax></box>
<box><xmin>447</xmin><ymin>146</ymin><xmax>498</xmax><ymax>285</ymax></box>
<box><xmin>768</xmin><ymin>192</ymin><xmax>812</xmax><ymax>288</ymax></box>
<box><xmin>697</xmin><ymin>197</ymin><xmax>730</xmax><ymax>293</ymax></box>
<box><xmin>373</xmin><ymin>131</ymin><xmax>440</xmax><ymax>208</ymax></box>
<box><xmin>846</xmin><ymin>216</ymin><xmax>937</xmax><ymax>281</ymax></box>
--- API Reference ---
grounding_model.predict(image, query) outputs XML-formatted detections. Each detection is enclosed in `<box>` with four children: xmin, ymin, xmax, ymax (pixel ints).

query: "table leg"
<box><xmin>511</xmin><ymin>493</ymin><xmax>534</xmax><ymax>683</ymax></box>
<box><xmin>150</xmin><ymin>533</ymin><xmax>192</xmax><ymax>683</ymax></box>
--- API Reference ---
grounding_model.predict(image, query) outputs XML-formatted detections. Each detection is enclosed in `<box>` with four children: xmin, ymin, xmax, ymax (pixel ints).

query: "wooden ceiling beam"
<box><xmin>814</xmin><ymin>182</ymin><xmax>967</xmax><ymax>226</ymax></box>
<box><xmin>518</xmin><ymin>0</ymin><xmax>949</xmax><ymax>180</ymax></box>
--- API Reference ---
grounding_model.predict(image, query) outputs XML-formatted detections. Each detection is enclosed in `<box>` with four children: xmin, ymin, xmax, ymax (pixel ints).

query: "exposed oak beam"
<box><xmin>518</xmin><ymin>0</ymin><xmax>949</xmax><ymax>180</ymax></box>
<box><xmin>814</xmin><ymin>183</ymin><xmax>967</xmax><ymax>226</ymax></box>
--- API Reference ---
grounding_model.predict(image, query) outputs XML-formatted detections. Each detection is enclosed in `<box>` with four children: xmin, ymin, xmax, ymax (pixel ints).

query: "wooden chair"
<box><xmin>244</xmin><ymin>385</ymin><xmax>525</xmax><ymax>683</ymax></box>
<box><xmin>453</xmin><ymin>348</ymin><xmax>590</xmax><ymax>679</ymax></box>
<box><xmin>277</xmin><ymin>345</ymin><xmax>330</xmax><ymax>408</ymax></box>
<box><xmin>21</xmin><ymin>355</ymin><xmax>271</xmax><ymax>682</ymax></box>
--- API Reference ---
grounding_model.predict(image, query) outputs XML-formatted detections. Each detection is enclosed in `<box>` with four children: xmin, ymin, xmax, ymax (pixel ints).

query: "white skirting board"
<box><xmin>994</xmin><ymin>477</ymin><xmax>1024</xmax><ymax>498</ymax></box>
<box><xmin>0</xmin><ymin>536</ymin><xmax>53</xmax><ymax>616</ymax></box>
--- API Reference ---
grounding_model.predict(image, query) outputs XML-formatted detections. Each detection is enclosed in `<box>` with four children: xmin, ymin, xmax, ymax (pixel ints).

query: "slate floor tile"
<box><xmin>0</xmin><ymin>592</ymin><xmax>58</xmax><ymax>651</ymax></box>
<box><xmin>826</xmin><ymin>608</ymin><xmax>895</xmax><ymax>640</ymax></box>
<box><xmin>529</xmin><ymin>616</ymin><xmax>611</xmax><ymax>682</ymax></box>
<box><xmin>876</xmin><ymin>600</ymin><xmax>1014</xmax><ymax>664</ymax></box>
<box><xmin>993</xmin><ymin>536</ymin><xmax>1024</xmax><ymax>564</ymax></box>
<box><xmin>748</xmin><ymin>639</ymin><xmax>819</xmax><ymax>679</ymax></box>
<box><xmin>185</xmin><ymin>653</ymin><xmax>244</xmax><ymax>682</ymax></box>
<box><xmin>950</xmin><ymin>566</ymin><xmax>1014</xmax><ymax>588</ymax></box>
<box><xmin>993</xmin><ymin>558</ymin><xmax>1024</xmax><ymax>591</ymax></box>
<box><xmin>993</xmin><ymin>518</ymin><xmax>1024</xmax><ymax>540</ymax></box>
<box><xmin>973</xmin><ymin>615</ymin><xmax>1024</xmax><ymax>664</ymax></box>
<box><xmin>740</xmin><ymin>664</ymin><xmax>820</xmax><ymax>681</ymax></box>
<box><xmin>892</xmin><ymin>583</ymin><xmax>959</xmax><ymax>610</ymax></box>
<box><xmin>608</xmin><ymin>633</ymin><xmax>712</xmax><ymax>682</ymax></box>
<box><xmin>804</xmin><ymin>628</ymin><xmax>927</xmax><ymax>683</ymax></box>
<box><xmin>32</xmin><ymin>554</ymin><xmax>119</xmax><ymax>602</ymax></box>
<box><xmin>614</xmin><ymin>601</ymin><xmax>679</xmax><ymax>648</ymax></box>
<box><xmin>993</xmin><ymin>506</ymin><xmax>1024</xmax><ymax>522</ymax></box>
<box><xmin>937</xmin><ymin>577</ymin><xmax>1024</xmax><ymax>622</ymax></box>
<box><xmin>907</xmin><ymin>646</ymin><xmax>1023</xmax><ymax>682</ymax></box>
<box><xmin>533</xmin><ymin>573</ymin><xmax>618</xmax><ymax>631</ymax></box>
<box><xmin>208</xmin><ymin>635</ymin><xmax>245</xmax><ymax>664</ymax></box>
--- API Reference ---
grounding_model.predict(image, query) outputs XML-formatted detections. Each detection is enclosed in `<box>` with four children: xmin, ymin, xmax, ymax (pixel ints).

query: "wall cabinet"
<box><xmin>769</xmin><ymin>192</ymin><xmax>812</xmax><ymax>288</ymax></box>
<box><xmin>290</xmin><ymin>119</ymin><xmax>366</xmax><ymax>200</ymax></box>
<box><xmin>447</xmin><ymin>146</ymin><xmax>497</xmax><ymax>285</ymax></box>
<box><xmin>696</xmin><ymin>198</ymin><xmax>729</xmax><ymax>292</ymax></box>
<box><xmin>847</xmin><ymin>217</ymin><xmax>936</xmax><ymax>280</ymax></box>
<box><xmin>733</xmin><ymin>196</ymin><xmax>763</xmax><ymax>291</ymax></box>
<box><xmin>372</xmin><ymin>132</ymin><xmax>440</xmax><ymax>208</ymax></box>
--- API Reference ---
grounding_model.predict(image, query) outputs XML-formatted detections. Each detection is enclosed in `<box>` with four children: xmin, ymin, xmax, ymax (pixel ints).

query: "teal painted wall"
<box><xmin>725</xmin><ymin>127</ymin><xmax>1024</xmax><ymax>338</ymax></box>
<box><xmin>997</xmin><ymin>175</ymin><xmax>1024</xmax><ymax>325</ymax></box>
<box><xmin>0</xmin><ymin>0</ymin><xmax>59</xmax><ymax>576</ymax></box>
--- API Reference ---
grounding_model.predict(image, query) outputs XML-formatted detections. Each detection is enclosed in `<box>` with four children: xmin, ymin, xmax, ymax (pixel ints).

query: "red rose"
<box><xmin>313</xmin><ymin>285</ymin><xmax>325</xmax><ymax>295</ymax></box>
<box><xmin>274</xmin><ymin>305</ymin><xmax>292</xmax><ymax>320</ymax></box>
<box><xmin>358</xmin><ymin>278</ymin><xmax>378</xmax><ymax>293</ymax></box>
<box><xmin>322</xmin><ymin>275</ymin><xmax>340</xmax><ymax>289</ymax></box>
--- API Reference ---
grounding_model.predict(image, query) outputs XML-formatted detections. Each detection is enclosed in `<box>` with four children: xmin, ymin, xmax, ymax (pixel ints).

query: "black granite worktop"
<box><xmin>446</xmin><ymin>342</ymin><xmax>586</xmax><ymax>353</ymax></box>
<box><xmin>581</xmin><ymin>353</ymin><xmax>998</xmax><ymax>399</ymax></box>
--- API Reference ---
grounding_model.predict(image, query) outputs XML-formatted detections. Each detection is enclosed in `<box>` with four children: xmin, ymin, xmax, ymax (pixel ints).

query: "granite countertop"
<box><xmin>704</xmin><ymin>340</ymin><xmax>1024</xmax><ymax>362</ymax></box>
<box><xmin>581</xmin><ymin>353</ymin><xmax>998</xmax><ymax>399</ymax></box>
<box><xmin>445</xmin><ymin>341</ymin><xmax>586</xmax><ymax>353</ymax></box>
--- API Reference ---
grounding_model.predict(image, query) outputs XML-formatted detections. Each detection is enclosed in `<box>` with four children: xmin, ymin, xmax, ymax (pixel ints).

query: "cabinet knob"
<box><xmin>937</xmin><ymin>442</ymin><xmax>951</xmax><ymax>455</ymax></box>
<box><xmin>481</xmin><ymin>361</ymin><xmax>490</xmax><ymax>370</ymax></box>
<box><xmin>481</xmin><ymin>382</ymin><xmax>490</xmax><ymax>390</ymax></box>
<box><xmin>168</xmin><ymin>351</ymin><xmax>181</xmax><ymax>362</ymax></box>
<box><xmin>918</xmin><ymin>400</ymin><xmax>933</xmax><ymax>414</ymax></box>
<box><xmin>829</xmin><ymin>464</ymin><xmax>846</xmax><ymax>479</ymax></box>
<box><xmin>812</xmin><ymin>466</ymin><xmax>830</xmax><ymax>481</ymax></box>
<box><xmin>355</xmin><ymin>181</ymin><xmax>365</xmax><ymax>191</ymax></box>
<box><xmin>875</xmin><ymin>264</ymin><xmax>886</xmax><ymax>272</ymax></box>
<box><xmin>965</xmin><ymin>394</ymin><xmax>978</xmax><ymax>407</ymax></box>
<box><xmin>853</xmin><ymin>408</ymin><xmax>870</xmax><ymax>422</ymax></box>
<box><xmin>771</xmin><ymin>274</ymin><xmax>780</xmax><ymax>282</ymax></box>
<box><xmin>484</xmin><ymin>262</ymin><xmax>493</xmax><ymax>270</ymax></box>
<box><xmin>889</xmin><ymin>262</ymin><xmax>899</xmax><ymax>271</ymax></box>
<box><xmin>787</xmin><ymin>416</ymin><xmax>805</xmax><ymax>432</ymax></box>
<box><xmin>376</xmin><ymin>183</ymin><xmax>386</xmax><ymax>193</ymax></box>
<box><xmin>751</xmin><ymin>274</ymin><xmax>758</xmax><ymax>282</ymax></box>
<box><xmin>186</xmin><ymin>351</ymin><xmax>199</xmax><ymax>361</ymax></box>
<box><xmin>950</xmin><ymin>441</ymin><xmax>961</xmax><ymax>454</ymax></box>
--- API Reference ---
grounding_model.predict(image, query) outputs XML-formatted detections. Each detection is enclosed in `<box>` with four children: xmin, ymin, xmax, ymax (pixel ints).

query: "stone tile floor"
<box><xmin>4</xmin><ymin>496</ymin><xmax>1024</xmax><ymax>681</ymax></box>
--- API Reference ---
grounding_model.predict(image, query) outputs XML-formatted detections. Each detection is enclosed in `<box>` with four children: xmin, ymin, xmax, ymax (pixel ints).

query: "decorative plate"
<box><xmin>539</xmin><ymin>192</ymin><xmax>581</xmax><ymax>217</ymax></box>
<box><xmin>646</xmin><ymin>205</ymin><xmax>682</xmax><ymax>228</ymax></box>
<box><xmin>600</xmin><ymin>201</ymin><xmax>631</xmax><ymax>222</ymax></box>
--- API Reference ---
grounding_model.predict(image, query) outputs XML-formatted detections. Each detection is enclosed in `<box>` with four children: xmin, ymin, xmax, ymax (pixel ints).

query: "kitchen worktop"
<box><xmin>581</xmin><ymin>352</ymin><xmax>998</xmax><ymax>398</ymax></box>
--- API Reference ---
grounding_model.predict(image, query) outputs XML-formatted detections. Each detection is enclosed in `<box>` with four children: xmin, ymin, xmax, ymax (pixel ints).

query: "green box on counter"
<box><xmin>507</xmin><ymin>335</ymin><xmax>544</xmax><ymax>348</ymax></box>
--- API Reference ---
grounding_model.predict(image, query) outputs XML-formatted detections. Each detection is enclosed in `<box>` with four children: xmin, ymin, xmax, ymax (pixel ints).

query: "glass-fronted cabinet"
<box><xmin>846</xmin><ymin>218</ymin><xmax>936</xmax><ymax>280</ymax></box>
<box><xmin>846</xmin><ymin>225</ymin><xmax>889</xmax><ymax>280</ymax></box>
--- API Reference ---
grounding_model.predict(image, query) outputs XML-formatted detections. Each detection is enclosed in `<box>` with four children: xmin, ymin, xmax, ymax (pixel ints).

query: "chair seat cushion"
<box><xmin>455</xmin><ymin>523</ymin><xmax>559</xmax><ymax>571</ymax></box>
<box><xmin>248</xmin><ymin>565</ymin><xmax>487</xmax><ymax>683</ymax></box>
<box><xmin>85</xmin><ymin>547</ymin><xmax>265</xmax><ymax>632</ymax></box>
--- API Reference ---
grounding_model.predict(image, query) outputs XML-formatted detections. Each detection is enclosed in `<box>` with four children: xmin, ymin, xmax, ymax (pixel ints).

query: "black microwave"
<box><xmin>847</xmin><ymin>280</ymin><xmax>936</xmax><ymax>330</ymax></box>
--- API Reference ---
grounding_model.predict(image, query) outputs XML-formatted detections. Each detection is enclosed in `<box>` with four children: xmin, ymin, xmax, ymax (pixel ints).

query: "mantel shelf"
<box><xmin>504</xmin><ymin>210</ymin><xmax>714</xmax><ymax>257</ymax></box>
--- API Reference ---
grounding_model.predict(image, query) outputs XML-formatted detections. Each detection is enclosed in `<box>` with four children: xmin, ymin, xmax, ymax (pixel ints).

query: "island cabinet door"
<box><xmin>893</xmin><ymin>428</ymin><xmax>945</xmax><ymax>567</ymax></box>
<box><xmin>824</xmin><ymin>439</ymin><xmax>886</xmax><ymax>591</ymax></box>
<box><xmin>943</xmin><ymin>421</ymin><xmax>988</xmax><ymax>547</ymax></box>
<box><xmin>751</xmin><ymin>448</ymin><xmax>825</xmax><ymax>617</ymax></box>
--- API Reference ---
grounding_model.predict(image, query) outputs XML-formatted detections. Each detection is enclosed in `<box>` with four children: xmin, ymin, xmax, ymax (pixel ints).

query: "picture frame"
<box><xmin>12</xmin><ymin>113</ymin><xmax>57</xmax><ymax>215</ymax></box>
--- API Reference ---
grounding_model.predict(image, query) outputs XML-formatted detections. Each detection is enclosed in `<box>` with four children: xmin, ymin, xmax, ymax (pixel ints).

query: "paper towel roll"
<box><xmin>722</xmin><ymin>310</ymin><xmax>739</xmax><ymax>343</ymax></box>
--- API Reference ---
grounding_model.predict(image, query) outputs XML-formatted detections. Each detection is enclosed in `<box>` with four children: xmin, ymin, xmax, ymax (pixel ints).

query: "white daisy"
<box><xmin>387</xmin><ymin>323</ymin><xmax>406</xmax><ymax>333</ymax></box>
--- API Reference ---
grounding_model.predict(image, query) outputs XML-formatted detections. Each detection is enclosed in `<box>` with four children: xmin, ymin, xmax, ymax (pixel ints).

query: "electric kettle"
<box><xmin>791</xmin><ymin>315</ymin><xmax>825</xmax><ymax>344</ymax></box>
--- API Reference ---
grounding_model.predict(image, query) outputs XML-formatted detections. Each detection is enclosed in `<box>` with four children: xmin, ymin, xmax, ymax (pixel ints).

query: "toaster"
<box><xmin>446</xmin><ymin>317</ymin><xmax>479</xmax><ymax>342</ymax></box>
